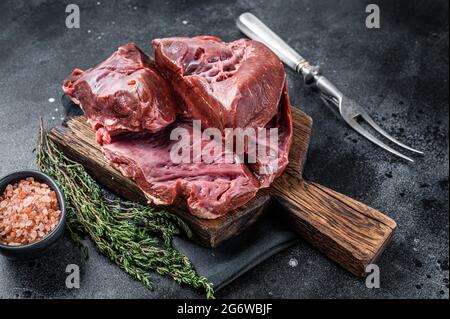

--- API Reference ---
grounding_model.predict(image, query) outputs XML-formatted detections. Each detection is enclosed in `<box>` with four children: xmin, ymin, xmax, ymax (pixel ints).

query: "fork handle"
<box><xmin>237</xmin><ymin>12</ymin><xmax>320</xmax><ymax>84</ymax></box>
<box><xmin>271</xmin><ymin>174</ymin><xmax>397</xmax><ymax>277</ymax></box>
<box><xmin>237</xmin><ymin>12</ymin><xmax>304</xmax><ymax>70</ymax></box>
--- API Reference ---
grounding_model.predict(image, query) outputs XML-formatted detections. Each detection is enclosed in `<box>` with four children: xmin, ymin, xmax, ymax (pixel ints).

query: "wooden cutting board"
<box><xmin>49</xmin><ymin>107</ymin><xmax>396</xmax><ymax>277</ymax></box>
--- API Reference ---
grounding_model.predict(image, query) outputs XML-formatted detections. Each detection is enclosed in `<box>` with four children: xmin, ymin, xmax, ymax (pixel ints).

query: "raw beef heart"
<box><xmin>63</xmin><ymin>43</ymin><xmax>177</xmax><ymax>144</ymax></box>
<box><xmin>152</xmin><ymin>36</ymin><xmax>286</xmax><ymax>130</ymax></box>
<box><xmin>62</xmin><ymin>37</ymin><xmax>294</xmax><ymax>219</ymax></box>
<box><xmin>102</xmin><ymin>120</ymin><xmax>260</xmax><ymax>219</ymax></box>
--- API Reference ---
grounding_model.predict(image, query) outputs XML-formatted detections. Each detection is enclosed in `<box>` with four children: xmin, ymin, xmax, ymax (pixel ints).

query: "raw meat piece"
<box><xmin>63</xmin><ymin>43</ymin><xmax>177</xmax><ymax>144</ymax></box>
<box><xmin>102</xmin><ymin>120</ymin><xmax>259</xmax><ymax>219</ymax></box>
<box><xmin>152</xmin><ymin>36</ymin><xmax>286</xmax><ymax>130</ymax></box>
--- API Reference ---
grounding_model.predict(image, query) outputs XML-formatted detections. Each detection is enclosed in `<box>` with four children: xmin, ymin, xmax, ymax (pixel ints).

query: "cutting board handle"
<box><xmin>272</xmin><ymin>174</ymin><xmax>397</xmax><ymax>277</ymax></box>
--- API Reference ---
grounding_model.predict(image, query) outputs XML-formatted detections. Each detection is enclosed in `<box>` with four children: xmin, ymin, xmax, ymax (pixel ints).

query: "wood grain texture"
<box><xmin>271</xmin><ymin>177</ymin><xmax>397</xmax><ymax>276</ymax></box>
<box><xmin>49</xmin><ymin>106</ymin><xmax>397</xmax><ymax>276</ymax></box>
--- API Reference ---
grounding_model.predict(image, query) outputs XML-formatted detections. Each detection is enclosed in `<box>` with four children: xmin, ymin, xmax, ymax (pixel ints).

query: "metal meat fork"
<box><xmin>237</xmin><ymin>12</ymin><xmax>423</xmax><ymax>162</ymax></box>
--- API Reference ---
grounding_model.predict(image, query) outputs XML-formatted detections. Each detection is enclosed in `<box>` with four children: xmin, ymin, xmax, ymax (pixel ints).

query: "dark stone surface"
<box><xmin>0</xmin><ymin>0</ymin><xmax>448</xmax><ymax>298</ymax></box>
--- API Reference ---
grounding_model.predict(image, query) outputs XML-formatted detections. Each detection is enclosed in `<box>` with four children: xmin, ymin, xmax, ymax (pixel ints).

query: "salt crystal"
<box><xmin>42</xmin><ymin>195</ymin><xmax>51</xmax><ymax>203</ymax></box>
<box><xmin>288</xmin><ymin>258</ymin><xmax>298</xmax><ymax>268</ymax></box>
<box><xmin>23</xmin><ymin>196</ymin><xmax>33</xmax><ymax>207</ymax></box>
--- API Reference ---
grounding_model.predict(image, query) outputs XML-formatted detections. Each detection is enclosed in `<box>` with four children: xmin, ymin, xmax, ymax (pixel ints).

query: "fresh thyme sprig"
<box><xmin>36</xmin><ymin>120</ymin><xmax>214</xmax><ymax>299</ymax></box>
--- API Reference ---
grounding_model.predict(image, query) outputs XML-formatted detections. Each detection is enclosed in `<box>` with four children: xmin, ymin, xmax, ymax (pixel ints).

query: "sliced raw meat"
<box><xmin>63</xmin><ymin>43</ymin><xmax>177</xmax><ymax>144</ymax></box>
<box><xmin>152</xmin><ymin>36</ymin><xmax>286</xmax><ymax>130</ymax></box>
<box><xmin>62</xmin><ymin>37</ymin><xmax>294</xmax><ymax>219</ymax></box>
<box><xmin>102</xmin><ymin>120</ymin><xmax>260</xmax><ymax>219</ymax></box>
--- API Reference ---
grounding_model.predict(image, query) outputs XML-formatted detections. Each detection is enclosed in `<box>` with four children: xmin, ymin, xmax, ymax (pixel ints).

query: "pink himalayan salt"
<box><xmin>0</xmin><ymin>177</ymin><xmax>61</xmax><ymax>246</ymax></box>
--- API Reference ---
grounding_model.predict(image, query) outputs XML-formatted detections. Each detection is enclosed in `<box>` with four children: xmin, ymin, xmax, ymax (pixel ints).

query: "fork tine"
<box><xmin>346</xmin><ymin>118</ymin><xmax>415</xmax><ymax>162</ymax></box>
<box><xmin>320</xmin><ymin>94</ymin><xmax>341</xmax><ymax>118</ymax></box>
<box><xmin>359</xmin><ymin>110</ymin><xmax>424</xmax><ymax>154</ymax></box>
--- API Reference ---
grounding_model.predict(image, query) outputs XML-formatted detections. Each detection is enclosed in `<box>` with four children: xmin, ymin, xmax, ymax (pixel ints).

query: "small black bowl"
<box><xmin>0</xmin><ymin>170</ymin><xmax>66</xmax><ymax>259</ymax></box>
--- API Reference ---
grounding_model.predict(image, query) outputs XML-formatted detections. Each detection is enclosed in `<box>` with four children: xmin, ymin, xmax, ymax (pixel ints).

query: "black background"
<box><xmin>0</xmin><ymin>0</ymin><xmax>448</xmax><ymax>298</ymax></box>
